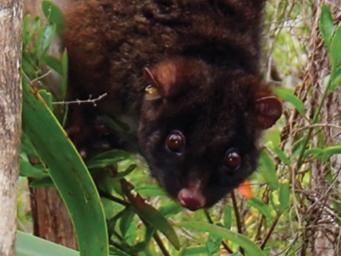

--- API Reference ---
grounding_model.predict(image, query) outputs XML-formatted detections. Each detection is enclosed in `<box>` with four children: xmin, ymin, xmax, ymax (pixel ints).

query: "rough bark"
<box><xmin>24</xmin><ymin>0</ymin><xmax>77</xmax><ymax>249</ymax></box>
<box><xmin>0</xmin><ymin>0</ymin><xmax>23</xmax><ymax>255</ymax></box>
<box><xmin>30</xmin><ymin>187</ymin><xmax>77</xmax><ymax>248</ymax></box>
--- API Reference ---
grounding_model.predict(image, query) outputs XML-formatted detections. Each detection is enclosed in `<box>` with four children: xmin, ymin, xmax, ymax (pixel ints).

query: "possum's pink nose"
<box><xmin>177</xmin><ymin>188</ymin><xmax>206</xmax><ymax>211</ymax></box>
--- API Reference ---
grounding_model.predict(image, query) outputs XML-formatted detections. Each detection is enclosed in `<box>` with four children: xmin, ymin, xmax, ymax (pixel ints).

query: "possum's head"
<box><xmin>138</xmin><ymin>57</ymin><xmax>281</xmax><ymax>210</ymax></box>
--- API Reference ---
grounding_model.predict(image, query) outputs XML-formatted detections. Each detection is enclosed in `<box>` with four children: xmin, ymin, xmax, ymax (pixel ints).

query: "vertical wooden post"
<box><xmin>0</xmin><ymin>0</ymin><xmax>23</xmax><ymax>255</ymax></box>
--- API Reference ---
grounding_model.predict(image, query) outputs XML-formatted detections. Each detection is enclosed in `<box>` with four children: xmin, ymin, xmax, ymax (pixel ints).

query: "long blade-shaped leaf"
<box><xmin>319</xmin><ymin>4</ymin><xmax>334</xmax><ymax>47</ymax></box>
<box><xmin>22</xmin><ymin>79</ymin><xmax>108</xmax><ymax>256</ymax></box>
<box><xmin>16</xmin><ymin>231</ymin><xmax>79</xmax><ymax>256</ymax></box>
<box><xmin>330</xmin><ymin>25</ymin><xmax>341</xmax><ymax>68</ymax></box>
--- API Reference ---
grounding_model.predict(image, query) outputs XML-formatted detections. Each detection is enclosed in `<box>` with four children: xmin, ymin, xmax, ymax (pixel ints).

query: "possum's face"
<box><xmin>138</xmin><ymin>58</ymin><xmax>282</xmax><ymax>210</ymax></box>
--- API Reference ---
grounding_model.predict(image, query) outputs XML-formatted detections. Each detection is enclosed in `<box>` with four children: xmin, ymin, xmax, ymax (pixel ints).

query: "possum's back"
<box><xmin>64</xmin><ymin>0</ymin><xmax>265</xmax><ymax>114</ymax></box>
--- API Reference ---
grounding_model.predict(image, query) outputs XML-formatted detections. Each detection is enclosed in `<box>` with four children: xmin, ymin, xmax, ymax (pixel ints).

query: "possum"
<box><xmin>63</xmin><ymin>0</ymin><xmax>282</xmax><ymax>210</ymax></box>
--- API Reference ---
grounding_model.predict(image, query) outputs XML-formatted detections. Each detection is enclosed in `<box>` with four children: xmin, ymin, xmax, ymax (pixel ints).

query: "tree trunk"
<box><xmin>0</xmin><ymin>0</ymin><xmax>23</xmax><ymax>255</ymax></box>
<box><xmin>24</xmin><ymin>0</ymin><xmax>77</xmax><ymax>249</ymax></box>
<box><xmin>30</xmin><ymin>187</ymin><xmax>77</xmax><ymax>248</ymax></box>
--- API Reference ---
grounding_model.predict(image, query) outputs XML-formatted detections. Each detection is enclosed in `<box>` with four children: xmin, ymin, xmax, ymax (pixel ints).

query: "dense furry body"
<box><xmin>64</xmin><ymin>0</ymin><xmax>280</xmax><ymax>209</ymax></box>
<box><xmin>64</xmin><ymin>0</ymin><xmax>264</xmax><ymax>116</ymax></box>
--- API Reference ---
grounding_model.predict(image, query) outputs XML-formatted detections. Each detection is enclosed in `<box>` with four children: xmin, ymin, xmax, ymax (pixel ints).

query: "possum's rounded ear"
<box><xmin>144</xmin><ymin>68</ymin><xmax>162</xmax><ymax>101</ymax></box>
<box><xmin>256</xmin><ymin>95</ymin><xmax>282</xmax><ymax>129</ymax></box>
<box><xmin>143</xmin><ymin>61</ymin><xmax>179</xmax><ymax>99</ymax></box>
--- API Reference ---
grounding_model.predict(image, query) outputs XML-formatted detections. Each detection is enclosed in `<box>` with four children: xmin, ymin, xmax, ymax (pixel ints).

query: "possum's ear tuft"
<box><xmin>144</xmin><ymin>61</ymin><xmax>179</xmax><ymax>98</ymax></box>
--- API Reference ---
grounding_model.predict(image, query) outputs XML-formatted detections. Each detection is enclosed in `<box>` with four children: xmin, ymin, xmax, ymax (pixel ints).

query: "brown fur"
<box><xmin>63</xmin><ymin>0</ymin><xmax>281</xmax><ymax>209</ymax></box>
<box><xmin>64</xmin><ymin>0</ymin><xmax>265</xmax><ymax>115</ymax></box>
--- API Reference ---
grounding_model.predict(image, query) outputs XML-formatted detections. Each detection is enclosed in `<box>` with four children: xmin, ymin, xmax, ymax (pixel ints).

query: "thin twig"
<box><xmin>231</xmin><ymin>191</ymin><xmax>243</xmax><ymax>234</ymax></box>
<box><xmin>231</xmin><ymin>191</ymin><xmax>244</xmax><ymax>255</ymax></box>
<box><xmin>294</xmin><ymin>123</ymin><xmax>341</xmax><ymax>133</ymax></box>
<box><xmin>153</xmin><ymin>232</ymin><xmax>171</xmax><ymax>256</ymax></box>
<box><xmin>261</xmin><ymin>213</ymin><xmax>282</xmax><ymax>249</ymax></box>
<box><xmin>53</xmin><ymin>93</ymin><xmax>108</xmax><ymax>106</ymax></box>
<box><xmin>255</xmin><ymin>216</ymin><xmax>265</xmax><ymax>242</ymax></box>
<box><xmin>99</xmin><ymin>190</ymin><xmax>129</xmax><ymax>206</ymax></box>
<box><xmin>30</xmin><ymin>70</ymin><xmax>53</xmax><ymax>84</ymax></box>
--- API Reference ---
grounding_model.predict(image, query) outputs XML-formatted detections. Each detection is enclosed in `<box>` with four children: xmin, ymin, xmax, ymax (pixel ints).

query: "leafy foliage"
<box><xmin>18</xmin><ymin>1</ymin><xmax>341</xmax><ymax>256</ymax></box>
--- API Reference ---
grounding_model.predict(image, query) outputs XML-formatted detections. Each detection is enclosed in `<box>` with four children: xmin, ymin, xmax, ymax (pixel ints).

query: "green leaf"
<box><xmin>29</xmin><ymin>177</ymin><xmax>54</xmax><ymax>188</ymax></box>
<box><xmin>109</xmin><ymin>246</ymin><xmax>131</xmax><ymax>256</ymax></box>
<box><xmin>180</xmin><ymin>246</ymin><xmax>208</xmax><ymax>256</ymax></box>
<box><xmin>273</xmin><ymin>87</ymin><xmax>305</xmax><ymax>116</ymax></box>
<box><xmin>135</xmin><ymin>225</ymin><xmax>155</xmax><ymax>253</ymax></box>
<box><xmin>102</xmin><ymin>198</ymin><xmax>123</xmax><ymax>221</ymax></box>
<box><xmin>304</xmin><ymin>146</ymin><xmax>341</xmax><ymax>161</ymax></box>
<box><xmin>159</xmin><ymin>202</ymin><xmax>183</xmax><ymax>217</ymax></box>
<box><xmin>23</xmin><ymin>15</ymin><xmax>41</xmax><ymax>50</ymax></box>
<box><xmin>304</xmin><ymin>147</ymin><xmax>324</xmax><ymax>158</ymax></box>
<box><xmin>135</xmin><ymin>203</ymin><xmax>180</xmax><ymax>250</ymax></box>
<box><xmin>322</xmin><ymin>145</ymin><xmax>341</xmax><ymax>160</ymax></box>
<box><xmin>42</xmin><ymin>0</ymin><xmax>64</xmax><ymax>35</ymax></box>
<box><xmin>123</xmin><ymin>186</ymin><xmax>180</xmax><ymax>250</ymax></box>
<box><xmin>329</xmin><ymin>66</ymin><xmax>341</xmax><ymax>92</ymax></box>
<box><xmin>22</xmin><ymin>53</ymin><xmax>38</xmax><ymax>77</ymax></box>
<box><xmin>23</xmin><ymin>15</ymin><xmax>32</xmax><ymax>46</ymax></box>
<box><xmin>248</xmin><ymin>199</ymin><xmax>273</xmax><ymax>223</ymax></box>
<box><xmin>181</xmin><ymin>222</ymin><xmax>265</xmax><ymax>256</ymax></box>
<box><xmin>114</xmin><ymin>165</ymin><xmax>137</xmax><ymax>180</ymax></box>
<box><xmin>206</xmin><ymin>233</ymin><xmax>222</xmax><ymax>255</ymax></box>
<box><xmin>22</xmin><ymin>78</ymin><xmax>109</xmax><ymax>256</ymax></box>
<box><xmin>119</xmin><ymin>207</ymin><xmax>136</xmax><ymax>238</ymax></box>
<box><xmin>135</xmin><ymin>184</ymin><xmax>167</xmax><ymax>197</ymax></box>
<box><xmin>87</xmin><ymin>150</ymin><xmax>130</xmax><ymax>169</ymax></box>
<box><xmin>20</xmin><ymin>136</ymin><xmax>49</xmax><ymax>183</ymax></box>
<box><xmin>91</xmin><ymin>149</ymin><xmax>130</xmax><ymax>162</ymax></box>
<box><xmin>278</xmin><ymin>183</ymin><xmax>290</xmax><ymax>213</ymax></box>
<box><xmin>45</xmin><ymin>55</ymin><xmax>62</xmax><ymax>74</ymax></box>
<box><xmin>21</xmin><ymin>133</ymin><xmax>36</xmax><ymax>153</ymax></box>
<box><xmin>330</xmin><ymin>25</ymin><xmax>341</xmax><ymax>68</ymax></box>
<box><xmin>61</xmin><ymin>49</ymin><xmax>69</xmax><ymax>99</ymax></box>
<box><xmin>38</xmin><ymin>89</ymin><xmax>53</xmax><ymax>110</ymax></box>
<box><xmin>272</xmin><ymin>146</ymin><xmax>290</xmax><ymax>165</ymax></box>
<box><xmin>16</xmin><ymin>231</ymin><xmax>79</xmax><ymax>256</ymax></box>
<box><xmin>36</xmin><ymin>24</ymin><xmax>56</xmax><ymax>59</ymax></box>
<box><xmin>319</xmin><ymin>4</ymin><xmax>334</xmax><ymax>47</ymax></box>
<box><xmin>20</xmin><ymin>154</ymin><xmax>48</xmax><ymax>179</ymax></box>
<box><xmin>223</xmin><ymin>205</ymin><xmax>232</xmax><ymax>229</ymax></box>
<box><xmin>20</xmin><ymin>133</ymin><xmax>46</xmax><ymax>172</ymax></box>
<box><xmin>259</xmin><ymin>150</ymin><xmax>279</xmax><ymax>189</ymax></box>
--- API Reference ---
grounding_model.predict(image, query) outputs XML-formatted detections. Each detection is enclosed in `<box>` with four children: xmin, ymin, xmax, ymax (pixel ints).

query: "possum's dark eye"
<box><xmin>165</xmin><ymin>130</ymin><xmax>185</xmax><ymax>153</ymax></box>
<box><xmin>224</xmin><ymin>150</ymin><xmax>241</xmax><ymax>169</ymax></box>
